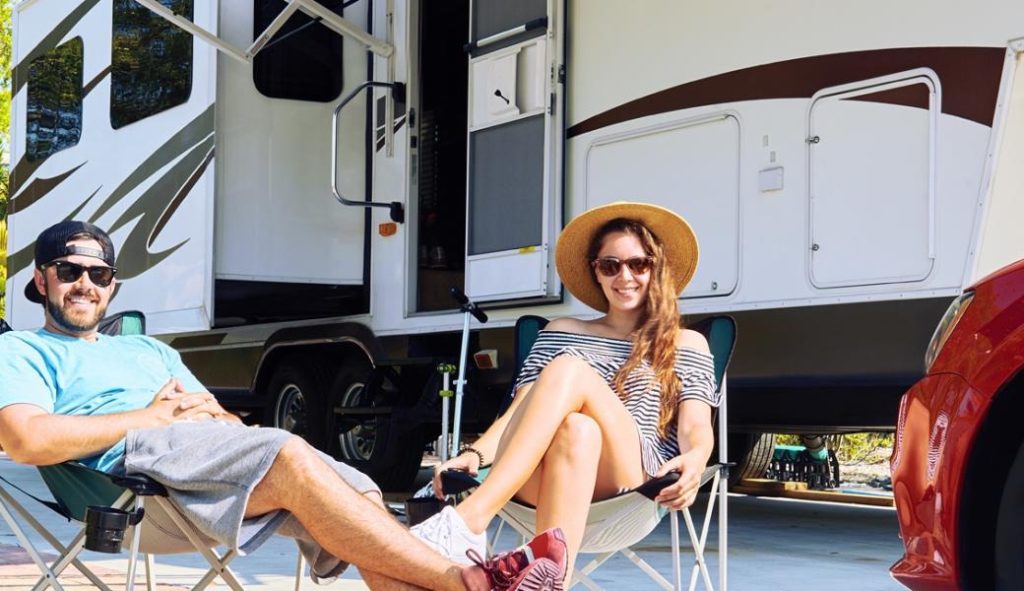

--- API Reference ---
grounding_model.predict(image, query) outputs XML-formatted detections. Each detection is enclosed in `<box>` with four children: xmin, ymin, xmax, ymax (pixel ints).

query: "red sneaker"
<box><xmin>466</xmin><ymin>528</ymin><xmax>568</xmax><ymax>591</ymax></box>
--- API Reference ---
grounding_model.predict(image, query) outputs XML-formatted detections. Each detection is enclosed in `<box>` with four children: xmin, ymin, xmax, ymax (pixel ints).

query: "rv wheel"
<box><xmin>264</xmin><ymin>360</ymin><xmax>334</xmax><ymax>445</ymax></box>
<box><xmin>323</xmin><ymin>359</ymin><xmax>422</xmax><ymax>491</ymax></box>
<box><xmin>727</xmin><ymin>432</ymin><xmax>776</xmax><ymax>485</ymax></box>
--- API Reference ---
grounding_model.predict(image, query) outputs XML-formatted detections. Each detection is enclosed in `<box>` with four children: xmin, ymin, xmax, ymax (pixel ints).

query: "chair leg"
<box><xmin>145</xmin><ymin>553</ymin><xmax>155</xmax><ymax>591</ymax></box>
<box><xmin>620</xmin><ymin>548</ymin><xmax>674</xmax><ymax>590</ymax></box>
<box><xmin>151</xmin><ymin>497</ymin><xmax>245</xmax><ymax>591</ymax></box>
<box><xmin>571</xmin><ymin>568</ymin><xmax>604</xmax><ymax>591</ymax></box>
<box><xmin>1</xmin><ymin>485</ymin><xmax>118</xmax><ymax>591</ymax></box>
<box><xmin>719</xmin><ymin>468</ymin><xmax>728</xmax><ymax>591</ymax></box>
<box><xmin>682</xmin><ymin>509</ymin><xmax>714</xmax><ymax>591</ymax></box>
<box><xmin>685</xmin><ymin>470</ymin><xmax>724</xmax><ymax>591</ymax></box>
<box><xmin>671</xmin><ymin>510</ymin><xmax>682</xmax><ymax>590</ymax></box>
<box><xmin>0</xmin><ymin>497</ymin><xmax>66</xmax><ymax>591</ymax></box>
<box><xmin>125</xmin><ymin>497</ymin><xmax>145</xmax><ymax>591</ymax></box>
<box><xmin>294</xmin><ymin>551</ymin><xmax>305</xmax><ymax>591</ymax></box>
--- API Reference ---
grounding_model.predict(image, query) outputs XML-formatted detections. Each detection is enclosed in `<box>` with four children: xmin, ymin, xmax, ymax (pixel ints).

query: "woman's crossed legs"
<box><xmin>456</xmin><ymin>355</ymin><xmax>647</xmax><ymax>577</ymax></box>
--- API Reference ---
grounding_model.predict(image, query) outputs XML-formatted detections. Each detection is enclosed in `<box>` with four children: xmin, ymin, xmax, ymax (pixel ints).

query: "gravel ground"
<box><xmin>839</xmin><ymin>446</ymin><xmax>894</xmax><ymax>492</ymax></box>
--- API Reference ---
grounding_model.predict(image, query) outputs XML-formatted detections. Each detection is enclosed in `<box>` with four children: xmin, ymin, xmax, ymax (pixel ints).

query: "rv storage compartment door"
<box><xmin>464</xmin><ymin>0</ymin><xmax>562</xmax><ymax>303</ymax></box>
<box><xmin>585</xmin><ymin>115</ymin><xmax>741</xmax><ymax>299</ymax></box>
<box><xmin>808</xmin><ymin>73</ymin><xmax>936</xmax><ymax>288</ymax></box>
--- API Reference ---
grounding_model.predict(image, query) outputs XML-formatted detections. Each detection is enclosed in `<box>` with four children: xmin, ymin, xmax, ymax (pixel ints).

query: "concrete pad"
<box><xmin>1</xmin><ymin>454</ymin><xmax>906</xmax><ymax>590</ymax></box>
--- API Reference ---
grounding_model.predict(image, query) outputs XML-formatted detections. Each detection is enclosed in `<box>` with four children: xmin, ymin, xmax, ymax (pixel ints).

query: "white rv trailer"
<box><xmin>6</xmin><ymin>0</ymin><xmax>1024</xmax><ymax>488</ymax></box>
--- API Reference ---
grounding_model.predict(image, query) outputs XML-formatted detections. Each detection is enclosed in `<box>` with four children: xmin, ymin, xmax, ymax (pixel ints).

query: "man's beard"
<box><xmin>45</xmin><ymin>287</ymin><xmax>108</xmax><ymax>334</ymax></box>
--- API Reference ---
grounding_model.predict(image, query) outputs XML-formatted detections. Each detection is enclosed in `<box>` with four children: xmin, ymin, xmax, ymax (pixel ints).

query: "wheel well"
<box><xmin>959</xmin><ymin>370</ymin><xmax>1024</xmax><ymax>590</ymax></box>
<box><xmin>254</xmin><ymin>342</ymin><xmax>373</xmax><ymax>402</ymax></box>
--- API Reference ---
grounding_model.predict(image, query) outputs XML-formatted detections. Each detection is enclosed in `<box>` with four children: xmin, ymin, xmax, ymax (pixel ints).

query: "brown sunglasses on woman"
<box><xmin>590</xmin><ymin>256</ymin><xmax>655</xmax><ymax>277</ymax></box>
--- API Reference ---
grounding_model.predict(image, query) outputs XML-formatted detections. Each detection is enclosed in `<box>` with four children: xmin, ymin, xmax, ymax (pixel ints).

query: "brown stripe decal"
<box><xmin>844</xmin><ymin>84</ymin><xmax>930</xmax><ymax>111</ymax></box>
<box><xmin>568</xmin><ymin>47</ymin><xmax>1005</xmax><ymax>138</ymax></box>
<box><xmin>8</xmin><ymin>163</ymin><xmax>86</xmax><ymax>214</ymax></box>
<box><xmin>83</xmin><ymin>65</ymin><xmax>112</xmax><ymax>97</ymax></box>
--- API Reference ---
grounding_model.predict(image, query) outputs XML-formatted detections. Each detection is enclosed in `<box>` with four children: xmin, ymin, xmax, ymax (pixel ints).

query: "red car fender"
<box><xmin>891</xmin><ymin>373</ymin><xmax>989</xmax><ymax>590</ymax></box>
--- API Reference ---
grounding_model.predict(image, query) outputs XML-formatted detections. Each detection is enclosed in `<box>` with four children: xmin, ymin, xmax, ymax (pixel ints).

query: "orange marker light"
<box><xmin>379</xmin><ymin>222</ymin><xmax>398</xmax><ymax>237</ymax></box>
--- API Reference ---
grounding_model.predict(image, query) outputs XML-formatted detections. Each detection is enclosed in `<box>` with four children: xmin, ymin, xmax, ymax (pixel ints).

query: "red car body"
<box><xmin>891</xmin><ymin>258</ymin><xmax>1024</xmax><ymax>590</ymax></box>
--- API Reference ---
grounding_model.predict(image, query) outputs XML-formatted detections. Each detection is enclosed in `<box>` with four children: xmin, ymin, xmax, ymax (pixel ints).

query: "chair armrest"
<box><xmin>440</xmin><ymin>469</ymin><xmax>483</xmax><ymax>496</ymax></box>
<box><xmin>109</xmin><ymin>473</ymin><xmax>169</xmax><ymax>497</ymax></box>
<box><xmin>58</xmin><ymin>461</ymin><xmax>169</xmax><ymax>497</ymax></box>
<box><xmin>635</xmin><ymin>471</ymin><xmax>680</xmax><ymax>500</ymax></box>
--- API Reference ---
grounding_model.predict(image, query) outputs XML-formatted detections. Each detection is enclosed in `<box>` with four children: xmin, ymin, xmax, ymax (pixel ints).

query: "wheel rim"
<box><xmin>275</xmin><ymin>383</ymin><xmax>307</xmax><ymax>435</ymax></box>
<box><xmin>336</xmin><ymin>381</ymin><xmax>376</xmax><ymax>461</ymax></box>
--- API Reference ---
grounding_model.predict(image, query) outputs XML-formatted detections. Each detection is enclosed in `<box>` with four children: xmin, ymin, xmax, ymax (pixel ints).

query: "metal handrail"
<box><xmin>332</xmin><ymin>81</ymin><xmax>406</xmax><ymax>223</ymax></box>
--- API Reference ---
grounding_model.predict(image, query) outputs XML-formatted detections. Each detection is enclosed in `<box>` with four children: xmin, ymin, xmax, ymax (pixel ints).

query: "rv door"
<box><xmin>463</xmin><ymin>1</ymin><xmax>564</xmax><ymax>303</ymax></box>
<box><xmin>7</xmin><ymin>0</ymin><xmax>217</xmax><ymax>334</ymax></box>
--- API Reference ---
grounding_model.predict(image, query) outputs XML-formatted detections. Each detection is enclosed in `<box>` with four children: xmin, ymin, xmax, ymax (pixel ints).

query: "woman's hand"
<box><xmin>431</xmin><ymin>452</ymin><xmax>481</xmax><ymax>499</ymax></box>
<box><xmin>653</xmin><ymin>450</ymin><xmax>707</xmax><ymax>509</ymax></box>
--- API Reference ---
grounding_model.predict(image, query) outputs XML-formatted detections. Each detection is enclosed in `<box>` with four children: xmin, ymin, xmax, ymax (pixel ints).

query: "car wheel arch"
<box><xmin>958</xmin><ymin>369</ymin><xmax>1024</xmax><ymax>590</ymax></box>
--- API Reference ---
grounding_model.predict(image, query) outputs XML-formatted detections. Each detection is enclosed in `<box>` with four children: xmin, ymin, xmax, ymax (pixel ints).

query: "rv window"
<box><xmin>110</xmin><ymin>0</ymin><xmax>194</xmax><ymax>129</ymax></box>
<box><xmin>26</xmin><ymin>37</ymin><xmax>84</xmax><ymax>162</ymax></box>
<box><xmin>253</xmin><ymin>0</ymin><xmax>345</xmax><ymax>102</ymax></box>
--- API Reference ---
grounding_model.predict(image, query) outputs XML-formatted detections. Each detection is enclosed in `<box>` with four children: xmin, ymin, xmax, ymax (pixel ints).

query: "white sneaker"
<box><xmin>409</xmin><ymin>505</ymin><xmax>486</xmax><ymax>565</ymax></box>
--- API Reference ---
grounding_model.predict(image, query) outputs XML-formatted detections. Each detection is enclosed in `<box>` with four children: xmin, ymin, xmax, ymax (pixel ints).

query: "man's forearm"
<box><xmin>7</xmin><ymin>408</ymin><xmax>158</xmax><ymax>466</ymax></box>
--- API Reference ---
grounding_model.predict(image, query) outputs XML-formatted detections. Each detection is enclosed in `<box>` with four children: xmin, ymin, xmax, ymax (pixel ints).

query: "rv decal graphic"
<box><xmin>10</xmin><ymin>0</ymin><xmax>101</xmax><ymax>95</ymax></box>
<box><xmin>105</xmin><ymin>135</ymin><xmax>214</xmax><ymax>281</ymax></box>
<box><xmin>91</xmin><ymin>104</ymin><xmax>215</xmax><ymax>220</ymax></box>
<box><xmin>568</xmin><ymin>47</ymin><xmax>1004</xmax><ymax>138</ymax></box>
<box><xmin>8</xmin><ymin>105</ymin><xmax>216</xmax><ymax>283</ymax></box>
<box><xmin>5</xmin><ymin>188</ymin><xmax>100</xmax><ymax>275</ymax></box>
<box><xmin>8</xmin><ymin>163</ymin><xmax>86</xmax><ymax>214</ymax></box>
<box><xmin>83</xmin><ymin>66</ymin><xmax>114</xmax><ymax>97</ymax></box>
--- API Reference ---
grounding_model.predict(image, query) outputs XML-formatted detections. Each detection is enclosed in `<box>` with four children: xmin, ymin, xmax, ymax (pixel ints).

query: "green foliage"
<box><xmin>0</xmin><ymin>0</ymin><xmax>10</xmax><ymax>319</ymax></box>
<box><xmin>0</xmin><ymin>217</ymin><xmax>7</xmax><ymax>319</ymax></box>
<box><xmin>775</xmin><ymin>432</ymin><xmax>894</xmax><ymax>464</ymax></box>
<box><xmin>0</xmin><ymin>0</ymin><xmax>10</xmax><ymax>155</ymax></box>
<box><xmin>0</xmin><ymin>0</ymin><xmax>9</xmax><ymax>319</ymax></box>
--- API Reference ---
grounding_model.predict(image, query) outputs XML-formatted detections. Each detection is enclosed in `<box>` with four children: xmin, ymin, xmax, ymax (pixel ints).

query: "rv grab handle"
<box><xmin>450</xmin><ymin>287</ymin><xmax>488</xmax><ymax>323</ymax></box>
<box><xmin>332</xmin><ymin>81</ymin><xmax>406</xmax><ymax>223</ymax></box>
<box><xmin>464</xmin><ymin>17</ymin><xmax>548</xmax><ymax>54</ymax></box>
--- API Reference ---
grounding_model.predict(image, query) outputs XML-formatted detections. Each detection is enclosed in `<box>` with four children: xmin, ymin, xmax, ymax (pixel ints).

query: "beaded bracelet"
<box><xmin>462</xmin><ymin>446</ymin><xmax>486</xmax><ymax>467</ymax></box>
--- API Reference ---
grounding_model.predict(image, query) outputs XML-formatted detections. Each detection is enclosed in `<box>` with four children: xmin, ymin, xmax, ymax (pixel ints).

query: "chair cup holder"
<box><xmin>84</xmin><ymin>506</ymin><xmax>144</xmax><ymax>553</ymax></box>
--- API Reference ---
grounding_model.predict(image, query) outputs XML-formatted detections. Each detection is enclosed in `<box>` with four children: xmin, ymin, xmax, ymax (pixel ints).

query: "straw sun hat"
<box><xmin>555</xmin><ymin>202</ymin><xmax>699</xmax><ymax>312</ymax></box>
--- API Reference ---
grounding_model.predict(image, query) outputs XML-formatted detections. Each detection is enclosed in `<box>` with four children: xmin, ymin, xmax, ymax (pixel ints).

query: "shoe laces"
<box><xmin>466</xmin><ymin>548</ymin><xmax>528</xmax><ymax>589</ymax></box>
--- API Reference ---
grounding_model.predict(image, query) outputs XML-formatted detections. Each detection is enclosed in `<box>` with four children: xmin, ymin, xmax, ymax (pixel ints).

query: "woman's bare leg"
<box><xmin>455</xmin><ymin>356</ymin><xmax>645</xmax><ymax>540</ymax></box>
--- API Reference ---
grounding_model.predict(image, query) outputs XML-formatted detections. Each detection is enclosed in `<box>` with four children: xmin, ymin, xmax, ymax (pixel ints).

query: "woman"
<box><xmin>412</xmin><ymin>202</ymin><xmax>720</xmax><ymax>583</ymax></box>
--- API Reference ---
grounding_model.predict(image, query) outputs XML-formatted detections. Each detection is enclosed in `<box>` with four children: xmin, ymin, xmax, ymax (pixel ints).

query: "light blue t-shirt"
<box><xmin>0</xmin><ymin>329</ymin><xmax>206</xmax><ymax>472</ymax></box>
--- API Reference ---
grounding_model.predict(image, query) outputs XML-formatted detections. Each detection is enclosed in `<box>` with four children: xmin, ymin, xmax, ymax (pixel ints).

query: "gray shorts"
<box><xmin>123</xmin><ymin>421</ymin><xmax>380</xmax><ymax>582</ymax></box>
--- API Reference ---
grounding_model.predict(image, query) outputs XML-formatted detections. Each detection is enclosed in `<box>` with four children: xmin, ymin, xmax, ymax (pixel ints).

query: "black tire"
<box><xmin>995</xmin><ymin>441</ymin><xmax>1024</xmax><ymax>590</ymax></box>
<box><xmin>264</xmin><ymin>360</ymin><xmax>335</xmax><ymax>449</ymax></box>
<box><xmin>322</xmin><ymin>358</ymin><xmax>423</xmax><ymax>491</ymax></box>
<box><xmin>727</xmin><ymin>432</ymin><xmax>776</xmax><ymax>485</ymax></box>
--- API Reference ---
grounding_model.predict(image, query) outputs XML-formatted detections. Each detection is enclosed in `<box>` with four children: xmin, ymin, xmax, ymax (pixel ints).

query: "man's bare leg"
<box><xmin>246</xmin><ymin>438</ymin><xmax>475</xmax><ymax>591</ymax></box>
<box><xmin>359</xmin><ymin>491</ymin><xmax>428</xmax><ymax>590</ymax></box>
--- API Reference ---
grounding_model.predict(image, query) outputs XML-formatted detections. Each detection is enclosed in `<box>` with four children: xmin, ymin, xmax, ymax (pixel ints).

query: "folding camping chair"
<box><xmin>481</xmin><ymin>314</ymin><xmax>736</xmax><ymax>591</ymax></box>
<box><xmin>0</xmin><ymin>312</ymin><xmax>302</xmax><ymax>591</ymax></box>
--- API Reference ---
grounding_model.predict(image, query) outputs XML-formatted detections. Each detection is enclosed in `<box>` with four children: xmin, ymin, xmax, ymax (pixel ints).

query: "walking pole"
<box><xmin>449</xmin><ymin>287</ymin><xmax>488</xmax><ymax>457</ymax></box>
<box><xmin>436</xmin><ymin>363</ymin><xmax>456</xmax><ymax>463</ymax></box>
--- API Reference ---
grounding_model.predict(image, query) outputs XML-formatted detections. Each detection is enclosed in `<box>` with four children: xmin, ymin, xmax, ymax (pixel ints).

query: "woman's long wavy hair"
<box><xmin>587</xmin><ymin>218</ymin><xmax>682</xmax><ymax>438</ymax></box>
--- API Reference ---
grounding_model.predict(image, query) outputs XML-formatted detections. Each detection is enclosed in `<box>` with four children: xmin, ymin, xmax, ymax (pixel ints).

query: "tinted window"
<box><xmin>26</xmin><ymin>37</ymin><xmax>84</xmax><ymax>162</ymax></box>
<box><xmin>111</xmin><ymin>0</ymin><xmax>194</xmax><ymax>129</ymax></box>
<box><xmin>253</xmin><ymin>1</ymin><xmax>345</xmax><ymax>102</ymax></box>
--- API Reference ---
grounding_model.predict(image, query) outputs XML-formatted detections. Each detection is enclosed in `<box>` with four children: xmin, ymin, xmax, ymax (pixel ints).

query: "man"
<box><xmin>0</xmin><ymin>221</ymin><xmax>567</xmax><ymax>591</ymax></box>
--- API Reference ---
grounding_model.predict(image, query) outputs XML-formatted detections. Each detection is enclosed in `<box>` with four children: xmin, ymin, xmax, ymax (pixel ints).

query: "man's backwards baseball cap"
<box><xmin>23</xmin><ymin>221</ymin><xmax>116</xmax><ymax>304</ymax></box>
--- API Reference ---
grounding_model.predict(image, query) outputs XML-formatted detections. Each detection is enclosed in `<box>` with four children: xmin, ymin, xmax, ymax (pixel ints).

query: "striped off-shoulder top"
<box><xmin>512</xmin><ymin>330</ymin><xmax>719</xmax><ymax>476</ymax></box>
